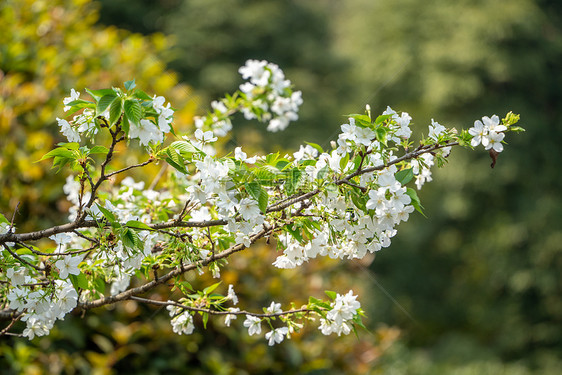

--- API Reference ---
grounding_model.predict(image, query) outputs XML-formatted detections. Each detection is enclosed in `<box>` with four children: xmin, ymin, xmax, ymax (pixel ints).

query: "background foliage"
<box><xmin>2</xmin><ymin>0</ymin><xmax>561</xmax><ymax>373</ymax></box>
<box><xmin>0</xmin><ymin>0</ymin><xmax>196</xmax><ymax>232</ymax></box>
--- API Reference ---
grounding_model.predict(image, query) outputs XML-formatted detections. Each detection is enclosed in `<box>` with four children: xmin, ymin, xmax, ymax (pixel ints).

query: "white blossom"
<box><xmin>265</xmin><ymin>327</ymin><xmax>289</xmax><ymax>345</ymax></box>
<box><xmin>243</xmin><ymin>315</ymin><xmax>262</xmax><ymax>336</ymax></box>
<box><xmin>234</xmin><ymin>147</ymin><xmax>257</xmax><ymax>164</ymax></box>
<box><xmin>227</xmin><ymin>284</ymin><xmax>239</xmax><ymax>305</ymax></box>
<box><xmin>224</xmin><ymin>308</ymin><xmax>240</xmax><ymax>327</ymax></box>
<box><xmin>266</xmin><ymin>301</ymin><xmax>282</xmax><ymax>315</ymax></box>
<box><xmin>54</xmin><ymin>255</ymin><xmax>82</xmax><ymax>278</ymax></box>
<box><xmin>129</xmin><ymin>119</ymin><xmax>164</xmax><ymax>146</ymax></box>
<box><xmin>428</xmin><ymin>119</ymin><xmax>446</xmax><ymax>141</ymax></box>
<box><xmin>57</xmin><ymin>118</ymin><xmax>81</xmax><ymax>143</ymax></box>
<box><xmin>63</xmin><ymin>89</ymin><xmax>80</xmax><ymax>111</ymax></box>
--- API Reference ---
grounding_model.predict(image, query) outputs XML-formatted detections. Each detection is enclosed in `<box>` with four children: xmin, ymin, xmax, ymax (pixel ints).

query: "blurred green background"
<box><xmin>1</xmin><ymin>0</ymin><xmax>561</xmax><ymax>373</ymax></box>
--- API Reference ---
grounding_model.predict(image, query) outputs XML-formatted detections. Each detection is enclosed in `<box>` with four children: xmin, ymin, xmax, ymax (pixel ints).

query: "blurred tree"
<box><xmin>97</xmin><ymin>0</ymin><xmax>354</xmax><ymax>149</ymax></box>
<box><xmin>164</xmin><ymin>0</ymin><xmax>353</xmax><ymax>149</ymax></box>
<box><xmin>334</xmin><ymin>0</ymin><xmax>562</xmax><ymax>371</ymax></box>
<box><xmin>97</xmin><ymin>0</ymin><xmax>181</xmax><ymax>35</ymax></box>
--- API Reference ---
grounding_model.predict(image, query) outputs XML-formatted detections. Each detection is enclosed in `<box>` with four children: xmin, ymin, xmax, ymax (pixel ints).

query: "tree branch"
<box><xmin>77</xmin><ymin>225</ymin><xmax>274</xmax><ymax>310</ymax></box>
<box><xmin>129</xmin><ymin>296</ymin><xmax>319</xmax><ymax>318</ymax></box>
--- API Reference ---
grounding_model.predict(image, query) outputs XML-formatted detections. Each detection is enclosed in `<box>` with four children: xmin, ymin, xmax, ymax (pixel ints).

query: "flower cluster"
<box><xmin>239</xmin><ymin>59</ymin><xmax>303</xmax><ymax>132</ymax></box>
<box><xmin>6</xmin><ymin>273</ymin><xmax>78</xmax><ymax>339</ymax></box>
<box><xmin>242</xmin><ymin>301</ymin><xmax>291</xmax><ymax>346</ymax></box>
<box><xmin>129</xmin><ymin>95</ymin><xmax>174</xmax><ymax>146</ymax></box>
<box><xmin>166</xmin><ymin>304</ymin><xmax>195</xmax><ymax>335</ymax></box>
<box><xmin>56</xmin><ymin>87</ymin><xmax>174</xmax><ymax>148</ymax></box>
<box><xmin>468</xmin><ymin>115</ymin><xmax>507</xmax><ymax>152</ymax></box>
<box><xmin>0</xmin><ymin>61</ymin><xmax>523</xmax><ymax>345</ymax></box>
<box><xmin>319</xmin><ymin>290</ymin><xmax>361</xmax><ymax>336</ymax></box>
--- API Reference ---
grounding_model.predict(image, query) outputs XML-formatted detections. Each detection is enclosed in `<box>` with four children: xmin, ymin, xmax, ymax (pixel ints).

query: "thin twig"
<box><xmin>78</xmin><ymin>225</ymin><xmax>274</xmax><ymax>310</ymax></box>
<box><xmin>2</xmin><ymin>244</ymin><xmax>44</xmax><ymax>271</ymax></box>
<box><xmin>106</xmin><ymin>158</ymin><xmax>155</xmax><ymax>179</ymax></box>
<box><xmin>129</xmin><ymin>295</ymin><xmax>319</xmax><ymax>318</ymax></box>
<box><xmin>16</xmin><ymin>241</ymin><xmax>93</xmax><ymax>257</ymax></box>
<box><xmin>9</xmin><ymin>202</ymin><xmax>20</xmax><ymax>232</ymax></box>
<box><xmin>0</xmin><ymin>314</ymin><xmax>22</xmax><ymax>336</ymax></box>
<box><xmin>149</xmin><ymin>164</ymin><xmax>168</xmax><ymax>191</ymax></box>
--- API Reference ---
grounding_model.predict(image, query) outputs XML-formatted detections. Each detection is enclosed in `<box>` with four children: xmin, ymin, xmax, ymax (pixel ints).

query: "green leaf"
<box><xmin>395</xmin><ymin>168</ymin><xmax>414</xmax><ymax>185</ymax></box>
<box><xmin>89</xmin><ymin>146</ymin><xmax>109</xmax><ymax>155</ymax></box>
<box><xmin>244</xmin><ymin>181</ymin><xmax>261</xmax><ymax>202</ymax></box>
<box><xmin>39</xmin><ymin>147</ymin><xmax>75</xmax><ymax>161</ymax></box>
<box><xmin>124</xmin><ymin>79</ymin><xmax>136</xmax><ymax>91</ymax></box>
<box><xmin>275</xmin><ymin>159</ymin><xmax>290</xmax><ymax>170</ymax></box>
<box><xmin>121</xmin><ymin>113</ymin><xmax>130</xmax><ymax>134</ymax></box>
<box><xmin>254</xmin><ymin>167</ymin><xmax>278</xmax><ymax>186</ymax></box>
<box><xmin>109</xmin><ymin>98</ymin><xmax>123</xmax><ymax>126</ymax></box>
<box><xmin>93</xmin><ymin>277</ymin><xmax>106</xmax><ymax>294</ymax></box>
<box><xmin>170</xmin><ymin>141</ymin><xmax>198</xmax><ymax>156</ymax></box>
<box><xmin>406</xmin><ymin>187</ymin><xmax>426</xmax><ymax>217</ymax></box>
<box><xmin>325</xmin><ymin>290</ymin><xmax>337</xmax><ymax>300</ymax></box>
<box><xmin>69</xmin><ymin>273</ymin><xmax>88</xmax><ymax>289</ymax></box>
<box><xmin>265</xmin><ymin>152</ymin><xmax>280</xmax><ymax>165</ymax></box>
<box><xmin>96</xmin><ymin>203</ymin><xmax>116</xmax><ymax>223</ymax></box>
<box><xmin>308</xmin><ymin>296</ymin><xmax>322</xmax><ymax>305</ymax></box>
<box><xmin>51</xmin><ymin>156</ymin><xmax>73</xmax><ymax>172</ymax></box>
<box><xmin>375</xmin><ymin>127</ymin><xmax>388</xmax><ymax>145</ymax></box>
<box><xmin>285</xmin><ymin>224</ymin><xmax>304</xmax><ymax>243</ymax></box>
<box><xmin>175</xmin><ymin>281</ymin><xmax>194</xmax><ymax>294</ymax></box>
<box><xmin>339</xmin><ymin>153</ymin><xmax>350</xmax><ymax>171</ymax></box>
<box><xmin>56</xmin><ymin>142</ymin><xmax>80</xmax><ymax>150</ymax></box>
<box><xmin>284</xmin><ymin>168</ymin><xmax>302</xmax><ymax>195</ymax></box>
<box><xmin>244</xmin><ymin>182</ymin><xmax>268</xmax><ymax>213</ymax></box>
<box><xmin>502</xmin><ymin>111</ymin><xmax>520</xmax><ymax>126</ymax></box>
<box><xmin>317</xmin><ymin>165</ymin><xmax>330</xmax><ymax>180</ymax></box>
<box><xmin>375</xmin><ymin>113</ymin><xmax>393</xmax><ymax>125</ymax></box>
<box><xmin>509</xmin><ymin>126</ymin><xmax>526</xmax><ymax>133</ymax></box>
<box><xmin>121</xmin><ymin>228</ymin><xmax>141</xmax><ymax>250</ymax></box>
<box><xmin>203</xmin><ymin>281</ymin><xmax>222</xmax><ymax>295</ymax></box>
<box><xmin>350</xmin><ymin>189</ymin><xmax>367</xmax><ymax>211</ymax></box>
<box><xmin>257</xmin><ymin>185</ymin><xmax>268</xmax><ymax>213</ymax></box>
<box><xmin>352</xmin><ymin>114</ymin><xmax>372</xmax><ymax>127</ymax></box>
<box><xmin>202</xmin><ymin>312</ymin><xmax>209</xmax><ymax>329</ymax></box>
<box><xmin>86</xmin><ymin>88</ymin><xmax>117</xmax><ymax>101</ymax></box>
<box><xmin>133</xmin><ymin>90</ymin><xmax>152</xmax><ymax>101</ymax></box>
<box><xmin>124</xmin><ymin>99</ymin><xmax>142</xmax><ymax>126</ymax></box>
<box><xmin>126</xmin><ymin>220</ymin><xmax>152</xmax><ymax>230</ymax></box>
<box><xmin>97</xmin><ymin>95</ymin><xmax>117</xmax><ymax>116</ymax></box>
<box><xmin>65</xmin><ymin>99</ymin><xmax>95</xmax><ymax>109</ymax></box>
<box><xmin>165</xmin><ymin>148</ymin><xmax>188</xmax><ymax>174</ymax></box>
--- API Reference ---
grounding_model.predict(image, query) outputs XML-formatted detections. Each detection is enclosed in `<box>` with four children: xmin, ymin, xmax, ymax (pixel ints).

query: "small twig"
<box><xmin>128</xmin><ymin>296</ymin><xmax>319</xmax><ymax>318</ymax></box>
<box><xmin>339</xmin><ymin>179</ymin><xmax>367</xmax><ymax>193</ymax></box>
<box><xmin>0</xmin><ymin>314</ymin><xmax>22</xmax><ymax>336</ymax></box>
<box><xmin>0</xmin><ymin>279</ymin><xmax>50</xmax><ymax>286</ymax></box>
<box><xmin>78</xmin><ymin>225</ymin><xmax>274</xmax><ymax>310</ymax></box>
<box><xmin>206</xmin><ymin>228</ymin><xmax>216</xmax><ymax>260</ymax></box>
<box><xmin>149</xmin><ymin>164</ymin><xmax>168</xmax><ymax>191</ymax></box>
<box><xmin>9</xmin><ymin>202</ymin><xmax>20</xmax><ymax>232</ymax></box>
<box><xmin>176</xmin><ymin>200</ymin><xmax>193</xmax><ymax>222</ymax></box>
<box><xmin>16</xmin><ymin>241</ymin><xmax>93</xmax><ymax>257</ymax></box>
<box><xmin>2</xmin><ymin>244</ymin><xmax>44</xmax><ymax>271</ymax></box>
<box><xmin>81</xmin><ymin>164</ymin><xmax>95</xmax><ymax>192</ymax></box>
<box><xmin>72</xmin><ymin>230</ymin><xmax>100</xmax><ymax>246</ymax></box>
<box><xmin>105</xmin><ymin>158</ymin><xmax>155</xmax><ymax>179</ymax></box>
